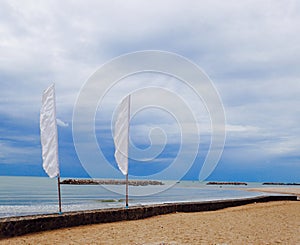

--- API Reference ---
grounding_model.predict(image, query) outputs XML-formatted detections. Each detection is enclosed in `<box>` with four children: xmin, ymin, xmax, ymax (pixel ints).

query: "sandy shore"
<box><xmin>1</xmin><ymin>200</ymin><xmax>299</xmax><ymax>245</ymax></box>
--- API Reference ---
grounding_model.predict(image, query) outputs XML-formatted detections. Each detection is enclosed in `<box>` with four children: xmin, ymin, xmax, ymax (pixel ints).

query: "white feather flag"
<box><xmin>114</xmin><ymin>95</ymin><xmax>130</xmax><ymax>175</ymax></box>
<box><xmin>40</xmin><ymin>84</ymin><xmax>59</xmax><ymax>178</ymax></box>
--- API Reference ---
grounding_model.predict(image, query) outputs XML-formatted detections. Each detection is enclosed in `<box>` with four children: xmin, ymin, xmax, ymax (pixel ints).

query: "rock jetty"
<box><xmin>60</xmin><ymin>179</ymin><xmax>164</xmax><ymax>186</ymax></box>
<box><xmin>262</xmin><ymin>182</ymin><xmax>300</xmax><ymax>186</ymax></box>
<box><xmin>206</xmin><ymin>181</ymin><xmax>248</xmax><ymax>186</ymax></box>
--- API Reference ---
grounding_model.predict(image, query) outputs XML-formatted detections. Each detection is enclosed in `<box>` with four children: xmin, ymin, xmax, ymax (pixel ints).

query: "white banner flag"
<box><xmin>40</xmin><ymin>84</ymin><xmax>59</xmax><ymax>178</ymax></box>
<box><xmin>114</xmin><ymin>95</ymin><xmax>130</xmax><ymax>175</ymax></box>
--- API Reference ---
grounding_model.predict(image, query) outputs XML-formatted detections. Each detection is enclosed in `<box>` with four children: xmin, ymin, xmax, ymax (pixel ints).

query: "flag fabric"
<box><xmin>114</xmin><ymin>95</ymin><xmax>130</xmax><ymax>175</ymax></box>
<box><xmin>40</xmin><ymin>84</ymin><xmax>59</xmax><ymax>178</ymax></box>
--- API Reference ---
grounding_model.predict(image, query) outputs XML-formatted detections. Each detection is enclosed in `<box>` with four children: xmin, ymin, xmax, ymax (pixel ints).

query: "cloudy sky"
<box><xmin>0</xmin><ymin>0</ymin><xmax>299</xmax><ymax>182</ymax></box>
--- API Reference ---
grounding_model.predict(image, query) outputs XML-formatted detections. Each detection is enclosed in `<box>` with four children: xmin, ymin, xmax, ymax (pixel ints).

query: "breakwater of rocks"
<box><xmin>60</xmin><ymin>179</ymin><xmax>164</xmax><ymax>186</ymax></box>
<box><xmin>206</xmin><ymin>181</ymin><xmax>248</xmax><ymax>186</ymax></box>
<box><xmin>262</xmin><ymin>182</ymin><xmax>300</xmax><ymax>186</ymax></box>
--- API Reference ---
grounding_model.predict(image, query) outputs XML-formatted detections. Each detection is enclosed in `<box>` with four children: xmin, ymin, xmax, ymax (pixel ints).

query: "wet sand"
<box><xmin>245</xmin><ymin>187</ymin><xmax>300</xmax><ymax>196</ymax></box>
<box><xmin>1</xmin><ymin>200</ymin><xmax>299</xmax><ymax>244</ymax></box>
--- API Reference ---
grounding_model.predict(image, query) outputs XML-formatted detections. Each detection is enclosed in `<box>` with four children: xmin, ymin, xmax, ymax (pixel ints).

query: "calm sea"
<box><xmin>0</xmin><ymin>176</ymin><xmax>268</xmax><ymax>218</ymax></box>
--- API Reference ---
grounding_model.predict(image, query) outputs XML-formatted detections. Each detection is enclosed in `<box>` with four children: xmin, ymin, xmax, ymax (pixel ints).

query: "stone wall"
<box><xmin>0</xmin><ymin>195</ymin><xmax>297</xmax><ymax>238</ymax></box>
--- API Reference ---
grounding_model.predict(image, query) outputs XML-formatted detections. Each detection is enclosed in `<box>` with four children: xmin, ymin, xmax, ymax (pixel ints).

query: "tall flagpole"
<box><xmin>57</xmin><ymin>174</ymin><xmax>62</xmax><ymax>213</ymax></box>
<box><xmin>41</xmin><ymin>83</ymin><xmax>62</xmax><ymax>214</ymax></box>
<box><xmin>113</xmin><ymin>94</ymin><xmax>131</xmax><ymax>208</ymax></box>
<box><xmin>53</xmin><ymin>84</ymin><xmax>62</xmax><ymax>214</ymax></box>
<box><xmin>125</xmin><ymin>173</ymin><xmax>129</xmax><ymax>207</ymax></box>
<box><xmin>126</xmin><ymin>95</ymin><xmax>131</xmax><ymax>208</ymax></box>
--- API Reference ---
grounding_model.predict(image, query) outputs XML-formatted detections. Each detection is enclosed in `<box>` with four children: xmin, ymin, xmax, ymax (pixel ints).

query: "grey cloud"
<box><xmin>0</xmin><ymin>0</ymin><xmax>300</xmax><ymax>174</ymax></box>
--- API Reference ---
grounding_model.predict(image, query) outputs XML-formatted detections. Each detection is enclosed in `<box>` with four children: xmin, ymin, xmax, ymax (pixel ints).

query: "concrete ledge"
<box><xmin>0</xmin><ymin>195</ymin><xmax>297</xmax><ymax>238</ymax></box>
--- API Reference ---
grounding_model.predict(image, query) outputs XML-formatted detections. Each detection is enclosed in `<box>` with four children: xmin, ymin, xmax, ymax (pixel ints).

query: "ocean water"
<box><xmin>0</xmin><ymin>176</ymin><xmax>268</xmax><ymax>218</ymax></box>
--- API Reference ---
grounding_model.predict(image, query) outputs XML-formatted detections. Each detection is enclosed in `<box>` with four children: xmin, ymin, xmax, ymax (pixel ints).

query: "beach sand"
<box><xmin>1</xmin><ymin>200</ymin><xmax>299</xmax><ymax>245</ymax></box>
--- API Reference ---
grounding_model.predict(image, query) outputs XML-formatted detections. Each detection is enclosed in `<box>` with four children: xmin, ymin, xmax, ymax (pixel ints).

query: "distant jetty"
<box><xmin>60</xmin><ymin>179</ymin><xmax>164</xmax><ymax>186</ymax></box>
<box><xmin>262</xmin><ymin>182</ymin><xmax>300</xmax><ymax>186</ymax></box>
<box><xmin>206</xmin><ymin>181</ymin><xmax>248</xmax><ymax>186</ymax></box>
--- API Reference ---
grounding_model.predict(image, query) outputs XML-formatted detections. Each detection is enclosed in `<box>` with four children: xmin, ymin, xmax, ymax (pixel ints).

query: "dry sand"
<box><xmin>1</xmin><ymin>200</ymin><xmax>299</xmax><ymax>245</ymax></box>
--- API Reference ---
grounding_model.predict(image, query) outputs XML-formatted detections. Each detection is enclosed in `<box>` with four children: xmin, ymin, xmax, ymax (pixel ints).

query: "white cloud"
<box><xmin>0</xmin><ymin>140</ymin><xmax>40</xmax><ymax>165</ymax></box>
<box><xmin>56</xmin><ymin>118</ymin><xmax>69</xmax><ymax>127</ymax></box>
<box><xmin>226</xmin><ymin>124</ymin><xmax>259</xmax><ymax>133</ymax></box>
